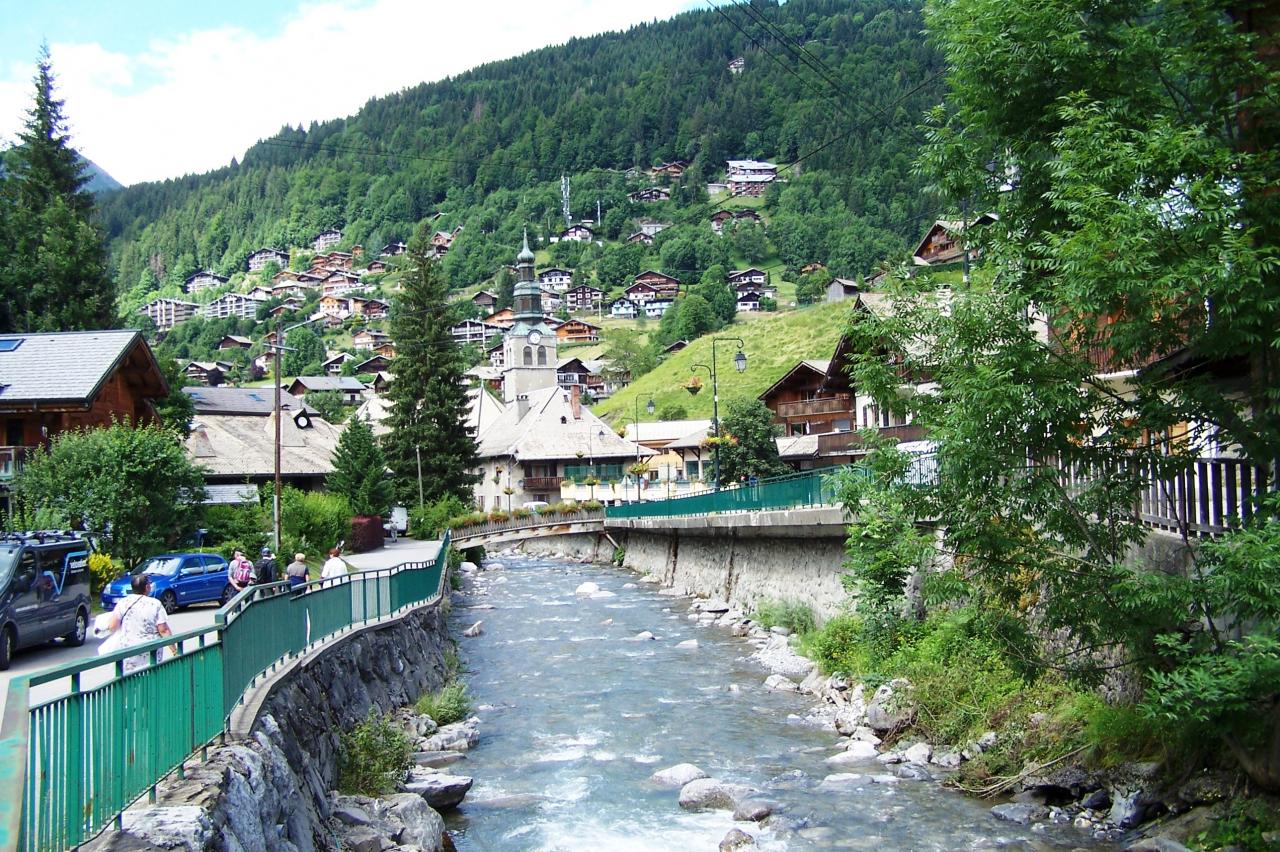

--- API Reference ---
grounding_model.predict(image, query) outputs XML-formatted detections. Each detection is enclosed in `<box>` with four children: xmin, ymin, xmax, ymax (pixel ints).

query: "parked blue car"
<box><xmin>100</xmin><ymin>553</ymin><xmax>233</xmax><ymax>614</ymax></box>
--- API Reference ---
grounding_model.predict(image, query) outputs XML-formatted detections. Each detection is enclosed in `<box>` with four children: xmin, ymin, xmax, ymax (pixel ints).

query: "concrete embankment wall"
<box><xmin>94</xmin><ymin>604</ymin><xmax>452</xmax><ymax>852</ymax></box>
<box><xmin>515</xmin><ymin>508</ymin><xmax>853</xmax><ymax>621</ymax></box>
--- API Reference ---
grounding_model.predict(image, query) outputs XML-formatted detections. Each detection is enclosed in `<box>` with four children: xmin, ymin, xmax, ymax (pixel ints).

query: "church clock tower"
<box><xmin>502</xmin><ymin>231</ymin><xmax>559</xmax><ymax>403</ymax></box>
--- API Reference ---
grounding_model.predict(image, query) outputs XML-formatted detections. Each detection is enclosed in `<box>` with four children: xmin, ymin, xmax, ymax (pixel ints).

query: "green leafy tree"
<box><xmin>283</xmin><ymin>326</ymin><xmax>325</xmax><ymax>376</ymax></box>
<box><xmin>15</xmin><ymin>422</ymin><xmax>207</xmax><ymax>569</ymax></box>
<box><xmin>714</xmin><ymin>397</ymin><xmax>789</xmax><ymax>485</ymax></box>
<box><xmin>601</xmin><ymin>327</ymin><xmax>657</xmax><ymax>380</ymax></box>
<box><xmin>493</xmin><ymin>267</ymin><xmax>515</xmax><ymax>311</ymax></box>
<box><xmin>328</xmin><ymin>416</ymin><xmax>393</xmax><ymax>518</ymax></box>
<box><xmin>305</xmin><ymin>390</ymin><xmax>347</xmax><ymax>424</ymax></box>
<box><xmin>656</xmin><ymin>403</ymin><xmax>688</xmax><ymax>420</ymax></box>
<box><xmin>154</xmin><ymin>356</ymin><xmax>196</xmax><ymax>438</ymax></box>
<box><xmin>0</xmin><ymin>47</ymin><xmax>115</xmax><ymax>333</ymax></box>
<box><xmin>383</xmin><ymin>229</ymin><xmax>478</xmax><ymax>504</ymax></box>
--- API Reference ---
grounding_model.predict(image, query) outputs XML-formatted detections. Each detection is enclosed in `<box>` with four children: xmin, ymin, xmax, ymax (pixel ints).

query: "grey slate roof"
<box><xmin>183</xmin><ymin>386</ymin><xmax>314</xmax><ymax>416</ymax></box>
<box><xmin>0</xmin><ymin>330</ymin><xmax>146</xmax><ymax>404</ymax></box>
<box><xmin>289</xmin><ymin>376</ymin><xmax>366</xmax><ymax>392</ymax></box>
<box><xmin>186</xmin><ymin>411</ymin><xmax>342</xmax><ymax>478</ymax></box>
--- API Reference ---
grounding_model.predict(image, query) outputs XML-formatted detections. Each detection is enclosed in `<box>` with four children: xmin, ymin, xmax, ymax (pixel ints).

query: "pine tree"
<box><xmin>383</xmin><ymin>228</ymin><xmax>478</xmax><ymax>505</ymax></box>
<box><xmin>327</xmin><ymin>416</ymin><xmax>393</xmax><ymax>518</ymax></box>
<box><xmin>0</xmin><ymin>47</ymin><xmax>116</xmax><ymax>333</ymax></box>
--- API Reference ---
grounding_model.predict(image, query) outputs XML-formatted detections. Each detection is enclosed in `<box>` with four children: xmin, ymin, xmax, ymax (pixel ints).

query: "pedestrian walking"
<box><xmin>256</xmin><ymin>547</ymin><xmax>278</xmax><ymax>584</ymax></box>
<box><xmin>286</xmin><ymin>552</ymin><xmax>309</xmax><ymax>588</ymax></box>
<box><xmin>320</xmin><ymin>546</ymin><xmax>348</xmax><ymax>580</ymax></box>
<box><xmin>108</xmin><ymin>574</ymin><xmax>175</xmax><ymax>674</ymax></box>
<box><xmin>228</xmin><ymin>550</ymin><xmax>254</xmax><ymax>593</ymax></box>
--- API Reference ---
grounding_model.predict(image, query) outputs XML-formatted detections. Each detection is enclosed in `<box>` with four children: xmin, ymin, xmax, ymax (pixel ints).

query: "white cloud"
<box><xmin>0</xmin><ymin>0</ymin><xmax>692</xmax><ymax>185</ymax></box>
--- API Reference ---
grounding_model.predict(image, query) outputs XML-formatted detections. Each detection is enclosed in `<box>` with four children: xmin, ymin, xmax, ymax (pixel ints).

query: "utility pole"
<box><xmin>690</xmin><ymin>337</ymin><xmax>747</xmax><ymax>491</ymax></box>
<box><xmin>273</xmin><ymin>317</ymin><xmax>282</xmax><ymax>551</ymax></box>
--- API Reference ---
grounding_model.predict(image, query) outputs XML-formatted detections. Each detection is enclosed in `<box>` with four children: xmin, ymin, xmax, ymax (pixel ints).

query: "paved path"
<box><xmin>344</xmin><ymin>537</ymin><xmax>442</xmax><ymax>571</ymax></box>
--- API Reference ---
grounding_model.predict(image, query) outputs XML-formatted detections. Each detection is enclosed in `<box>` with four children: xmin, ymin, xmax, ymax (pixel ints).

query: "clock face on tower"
<box><xmin>527</xmin><ymin>330</ymin><xmax>542</xmax><ymax>345</ymax></box>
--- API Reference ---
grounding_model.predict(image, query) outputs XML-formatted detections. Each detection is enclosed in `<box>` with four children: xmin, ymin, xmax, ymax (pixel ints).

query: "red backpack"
<box><xmin>231</xmin><ymin>557</ymin><xmax>254</xmax><ymax>585</ymax></box>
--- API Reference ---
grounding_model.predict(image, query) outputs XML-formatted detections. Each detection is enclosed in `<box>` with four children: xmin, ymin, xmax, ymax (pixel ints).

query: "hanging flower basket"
<box><xmin>627</xmin><ymin>461</ymin><xmax>651</xmax><ymax>477</ymax></box>
<box><xmin>683</xmin><ymin>375</ymin><xmax>703</xmax><ymax>396</ymax></box>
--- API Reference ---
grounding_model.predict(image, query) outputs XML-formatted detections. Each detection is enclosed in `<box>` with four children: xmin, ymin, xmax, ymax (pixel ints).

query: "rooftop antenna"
<box><xmin>561</xmin><ymin>174</ymin><xmax>572</xmax><ymax>227</ymax></box>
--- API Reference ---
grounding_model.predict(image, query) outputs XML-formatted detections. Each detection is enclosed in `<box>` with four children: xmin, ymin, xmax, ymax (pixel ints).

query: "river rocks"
<box><xmin>903</xmin><ymin>741</ymin><xmax>933</xmax><ymax>765</ymax></box>
<box><xmin>749</xmin><ymin>635</ymin><xmax>816</xmax><ymax>679</ymax></box>
<box><xmin>866</xmin><ymin>678</ymin><xmax>914</xmax><ymax>733</ymax></box>
<box><xmin>401</xmin><ymin>768</ymin><xmax>473</xmax><ymax>810</ymax></box>
<box><xmin>334</xmin><ymin>799</ymin><xmax>374</xmax><ymax>825</ymax></box>
<box><xmin>817</xmin><ymin>773</ymin><xmax>864</xmax><ymax>791</ymax></box>
<box><xmin>574</xmin><ymin>582</ymin><xmax>600</xmax><ymax>595</ymax></box>
<box><xmin>894</xmin><ymin>764</ymin><xmax>934</xmax><ymax>782</ymax></box>
<box><xmin>678</xmin><ymin>778</ymin><xmax>760</xmax><ymax>811</ymax></box>
<box><xmin>412</xmin><ymin>750</ymin><xmax>465</xmax><ymax>769</ymax></box>
<box><xmin>764</xmin><ymin>674</ymin><xmax>800</xmax><ymax>692</ymax></box>
<box><xmin>694</xmin><ymin>598</ymin><xmax>731</xmax><ymax>613</ymax></box>
<box><xmin>650</xmin><ymin>763</ymin><xmax>709</xmax><ymax>787</ymax></box>
<box><xmin>462</xmin><ymin>621</ymin><xmax>484</xmax><ymax>637</ymax></box>
<box><xmin>419</xmin><ymin>718</ymin><xmax>481</xmax><ymax>752</ymax></box>
<box><xmin>385</xmin><ymin>793</ymin><xmax>447</xmax><ymax>848</ymax></box>
<box><xmin>343</xmin><ymin>823</ymin><xmax>394</xmax><ymax>852</ymax></box>
<box><xmin>590</xmin><ymin>590</ymin><xmax>617</xmax><ymax>599</ymax></box>
<box><xmin>931</xmin><ymin>749</ymin><xmax>962</xmax><ymax>769</ymax></box>
<box><xmin>676</xmin><ymin>639</ymin><xmax>699</xmax><ymax>649</ymax></box>
<box><xmin>825</xmin><ymin>744</ymin><xmax>876</xmax><ymax>767</ymax></box>
<box><xmin>630</xmin><ymin>630</ymin><xmax>657</xmax><ymax>641</ymax></box>
<box><xmin>114</xmin><ymin>805</ymin><xmax>214</xmax><ymax>849</ymax></box>
<box><xmin>720</xmin><ymin>828</ymin><xmax>756</xmax><ymax>850</ymax></box>
<box><xmin>990</xmin><ymin>802</ymin><xmax>1047</xmax><ymax>825</ymax></box>
<box><xmin>1125</xmin><ymin>838</ymin><xmax>1193</xmax><ymax>852</ymax></box>
<box><xmin>769</xmin><ymin>626</ymin><xmax>792</xmax><ymax>636</ymax></box>
<box><xmin>732</xmin><ymin>798</ymin><xmax>777</xmax><ymax>822</ymax></box>
<box><xmin>459</xmin><ymin>561</ymin><xmax>479</xmax><ymax>574</ymax></box>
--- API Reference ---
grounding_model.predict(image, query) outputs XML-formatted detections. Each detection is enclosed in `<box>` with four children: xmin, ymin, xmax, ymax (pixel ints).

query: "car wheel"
<box><xmin>160</xmin><ymin>590</ymin><xmax>179</xmax><ymax>614</ymax></box>
<box><xmin>0</xmin><ymin>627</ymin><xmax>13</xmax><ymax>671</ymax></box>
<box><xmin>220</xmin><ymin>584</ymin><xmax>235</xmax><ymax>605</ymax></box>
<box><xmin>64</xmin><ymin>609</ymin><xmax>88</xmax><ymax>647</ymax></box>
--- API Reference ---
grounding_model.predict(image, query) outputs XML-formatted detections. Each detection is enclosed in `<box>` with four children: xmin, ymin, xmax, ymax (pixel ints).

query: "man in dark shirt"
<box><xmin>256</xmin><ymin>547</ymin><xmax>279</xmax><ymax>584</ymax></box>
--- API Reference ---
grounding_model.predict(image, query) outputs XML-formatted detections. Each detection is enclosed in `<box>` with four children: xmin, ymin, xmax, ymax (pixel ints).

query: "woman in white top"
<box><xmin>109</xmin><ymin>574</ymin><xmax>174</xmax><ymax>674</ymax></box>
<box><xmin>320</xmin><ymin>547</ymin><xmax>348</xmax><ymax>580</ymax></box>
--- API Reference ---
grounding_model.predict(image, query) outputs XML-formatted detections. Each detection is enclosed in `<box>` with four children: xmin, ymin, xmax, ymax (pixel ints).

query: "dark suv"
<box><xmin>0</xmin><ymin>532</ymin><xmax>92</xmax><ymax>670</ymax></box>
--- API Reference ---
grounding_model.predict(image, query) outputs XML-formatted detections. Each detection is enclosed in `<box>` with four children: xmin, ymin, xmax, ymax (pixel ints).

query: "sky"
<box><xmin>0</xmin><ymin>0</ymin><xmax>695</xmax><ymax>187</ymax></box>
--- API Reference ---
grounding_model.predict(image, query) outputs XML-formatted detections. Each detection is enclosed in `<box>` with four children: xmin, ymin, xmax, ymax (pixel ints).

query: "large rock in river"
<box><xmin>679</xmin><ymin>778</ymin><xmax>760</xmax><ymax>811</ymax></box>
<box><xmin>650</xmin><ymin>763</ymin><xmax>709</xmax><ymax>787</ymax></box>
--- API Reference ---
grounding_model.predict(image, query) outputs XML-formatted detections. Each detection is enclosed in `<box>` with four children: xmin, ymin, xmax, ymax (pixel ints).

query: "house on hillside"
<box><xmin>663</xmin><ymin>339</ymin><xmax>689</xmax><ymax>354</ymax></box>
<box><xmin>184</xmin><ymin>386</ymin><xmax>339</xmax><ymax>492</ymax></box>
<box><xmin>217</xmin><ymin>335</ymin><xmax>253</xmax><ymax>351</ymax></box>
<box><xmin>379</xmin><ymin>241</ymin><xmax>407</xmax><ymax>257</ymax></box>
<box><xmin>627</xmin><ymin>231</ymin><xmax>654</xmax><ymax>245</ymax></box>
<box><xmin>247</xmin><ymin>248</ymin><xmax>289</xmax><ymax>272</ymax></box>
<box><xmin>349</xmin><ymin>297</ymin><xmax>389</xmax><ymax>319</ymax></box>
<box><xmin>710</xmin><ymin>209</ymin><xmax>763</xmax><ymax>235</ymax></box>
<box><xmin>322</xmin><ymin>352</ymin><xmax>356</xmax><ymax>376</ymax></box>
<box><xmin>321</xmin><ymin>271</ymin><xmax>363</xmax><ymax>298</ymax></box>
<box><xmin>826</xmin><ymin>278</ymin><xmax>860</xmax><ymax>303</ymax></box>
<box><xmin>912</xmin><ymin>214</ymin><xmax>997</xmax><ymax>266</ymax></box>
<box><xmin>758</xmin><ymin>360</ymin><xmax>850</xmax><ymax>437</ymax></box>
<box><xmin>628</xmin><ymin>187</ymin><xmax>670</xmax><ymax>203</ymax></box>
<box><xmin>644</xmin><ymin>299</ymin><xmax>674</xmax><ymax>319</ymax></box>
<box><xmin>184</xmin><ymin>270</ymin><xmax>228</xmax><ymax>294</ymax></box>
<box><xmin>139</xmin><ymin>298</ymin><xmax>199</xmax><ymax>331</ymax></box>
<box><xmin>557</xmin><ymin>224</ymin><xmax>595</xmax><ymax>243</ymax></box>
<box><xmin>471</xmin><ymin>290</ymin><xmax>498</xmax><ymax>311</ymax></box>
<box><xmin>286</xmin><ymin>376</ymin><xmax>366</xmax><ymax>404</ymax></box>
<box><xmin>735</xmin><ymin>290</ymin><xmax>765</xmax><ymax>312</ymax></box>
<box><xmin>372</xmin><ymin>342</ymin><xmax>397</xmax><ymax>360</ymax></box>
<box><xmin>566</xmin><ymin>284</ymin><xmax>604</xmax><ymax>313</ymax></box>
<box><xmin>184</xmin><ymin>361</ymin><xmax>234</xmax><ymax>386</ymax></box>
<box><xmin>319</xmin><ymin>295</ymin><xmax>350</xmax><ymax>318</ymax></box>
<box><xmin>538</xmin><ymin>268</ymin><xmax>574</xmax><ymax>290</ymax></box>
<box><xmin>203</xmin><ymin>292</ymin><xmax>265</xmax><ymax>321</ymax></box>
<box><xmin>355</xmin><ymin>354</ymin><xmax>392</xmax><ymax>374</ymax></box>
<box><xmin>634</xmin><ymin>270</ymin><xmax>681</xmax><ymax>299</ymax></box>
<box><xmin>610</xmin><ymin>296</ymin><xmax>639</xmax><ymax>319</ymax></box>
<box><xmin>725</xmin><ymin>161</ymin><xmax>778</xmax><ymax>197</ymax></box>
<box><xmin>361</xmin><ymin>259</ymin><xmax>388</xmax><ymax>275</ymax></box>
<box><xmin>0</xmin><ymin>331</ymin><xmax>171</xmax><ymax>511</ymax></box>
<box><xmin>728</xmin><ymin>57</ymin><xmax>745</xmax><ymax>74</ymax></box>
<box><xmin>541</xmin><ymin>289</ymin><xmax>563</xmax><ymax>312</ymax></box>
<box><xmin>267</xmin><ymin>298</ymin><xmax>304</xmax><ymax>318</ymax></box>
<box><xmin>728</xmin><ymin>268</ymin><xmax>768</xmax><ymax>287</ymax></box>
<box><xmin>651</xmin><ymin>160</ymin><xmax>689</xmax><ymax>177</ymax></box>
<box><xmin>352</xmin><ymin>330</ymin><xmax>391</xmax><ymax>351</ymax></box>
<box><xmin>451</xmin><ymin>318</ymin><xmax>504</xmax><ymax>347</ymax></box>
<box><xmin>554</xmin><ymin>319</ymin><xmax>600</xmax><ymax>344</ymax></box>
<box><xmin>312</xmin><ymin>229</ymin><xmax>342</xmax><ymax>251</ymax></box>
<box><xmin>484</xmin><ymin>308</ymin><xmax>516</xmax><ymax>329</ymax></box>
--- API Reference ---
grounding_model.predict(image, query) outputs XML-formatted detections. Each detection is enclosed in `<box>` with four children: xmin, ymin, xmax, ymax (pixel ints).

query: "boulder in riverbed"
<box><xmin>732</xmin><ymin>798</ymin><xmax>777</xmax><ymax>822</ymax></box>
<box><xmin>383</xmin><ymin>792</ymin><xmax>446</xmax><ymax>848</ymax></box>
<box><xmin>650</xmin><ymin>763</ymin><xmax>709</xmax><ymax>787</ymax></box>
<box><xmin>676</xmin><ymin>639</ymin><xmax>699</xmax><ymax>649</ymax></box>
<box><xmin>720</xmin><ymin>828</ymin><xmax>756</xmax><ymax>851</ymax></box>
<box><xmin>462</xmin><ymin>620</ymin><xmax>484</xmax><ymax>637</ymax></box>
<box><xmin>401</xmin><ymin>769</ymin><xmax>473</xmax><ymax>810</ymax></box>
<box><xmin>990</xmin><ymin>802</ymin><xmax>1046</xmax><ymax>825</ymax></box>
<box><xmin>764</xmin><ymin>674</ymin><xmax>799</xmax><ymax>692</ymax></box>
<box><xmin>866</xmin><ymin>678</ymin><xmax>914</xmax><ymax>733</ymax></box>
<box><xmin>574</xmin><ymin>582</ymin><xmax>600</xmax><ymax>595</ymax></box>
<box><xmin>678</xmin><ymin>778</ymin><xmax>760</xmax><ymax>811</ymax></box>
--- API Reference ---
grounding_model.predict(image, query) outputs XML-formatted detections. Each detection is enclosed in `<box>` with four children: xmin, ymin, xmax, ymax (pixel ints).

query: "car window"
<box><xmin>202</xmin><ymin>555</ymin><xmax>224</xmax><ymax>570</ymax></box>
<box><xmin>180</xmin><ymin>557</ymin><xmax>204</xmax><ymax>574</ymax></box>
<box><xmin>136</xmin><ymin>556</ymin><xmax>183</xmax><ymax>577</ymax></box>
<box><xmin>0</xmin><ymin>547</ymin><xmax>19</xmax><ymax>590</ymax></box>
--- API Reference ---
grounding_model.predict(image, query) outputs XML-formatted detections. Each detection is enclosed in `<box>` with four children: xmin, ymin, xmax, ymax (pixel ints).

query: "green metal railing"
<box><xmin>0</xmin><ymin>531</ymin><xmax>450</xmax><ymax>852</ymax></box>
<box><xmin>606</xmin><ymin>467</ymin><xmax>848</xmax><ymax>519</ymax></box>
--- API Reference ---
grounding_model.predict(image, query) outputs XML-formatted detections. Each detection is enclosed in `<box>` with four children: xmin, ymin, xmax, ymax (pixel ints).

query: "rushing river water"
<box><xmin>442</xmin><ymin>552</ymin><xmax>1104</xmax><ymax>851</ymax></box>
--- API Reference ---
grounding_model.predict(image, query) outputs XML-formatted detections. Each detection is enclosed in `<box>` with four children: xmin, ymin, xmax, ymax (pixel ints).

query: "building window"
<box><xmin>523</xmin><ymin>346</ymin><xmax>533</xmax><ymax>365</ymax></box>
<box><xmin>833</xmin><ymin>419</ymin><xmax>851</xmax><ymax>432</ymax></box>
<box><xmin>537</xmin><ymin>346</ymin><xmax>547</xmax><ymax>365</ymax></box>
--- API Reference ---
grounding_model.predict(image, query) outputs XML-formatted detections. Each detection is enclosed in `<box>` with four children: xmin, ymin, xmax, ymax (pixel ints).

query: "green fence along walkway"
<box><xmin>0</xmin><ymin>532</ymin><xmax>450</xmax><ymax>852</ymax></box>
<box><xmin>607</xmin><ymin>467</ymin><xmax>847</xmax><ymax>520</ymax></box>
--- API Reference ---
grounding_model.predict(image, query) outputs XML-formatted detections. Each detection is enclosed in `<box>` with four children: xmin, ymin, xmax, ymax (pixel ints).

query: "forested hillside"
<box><xmin>99</xmin><ymin>0</ymin><xmax>944</xmax><ymax>312</ymax></box>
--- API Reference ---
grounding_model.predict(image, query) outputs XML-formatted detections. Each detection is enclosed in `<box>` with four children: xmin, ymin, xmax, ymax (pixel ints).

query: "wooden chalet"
<box><xmin>759</xmin><ymin>360</ymin><xmax>851</xmax><ymax>437</ymax></box>
<box><xmin>628</xmin><ymin>187</ymin><xmax>671</xmax><ymax>203</ymax></box>
<box><xmin>728</xmin><ymin>268</ymin><xmax>768</xmax><ymax>287</ymax></box>
<box><xmin>566</xmin><ymin>285</ymin><xmax>604</xmax><ymax>313</ymax></box>
<box><xmin>247</xmin><ymin>248</ymin><xmax>288</xmax><ymax>272</ymax></box>
<box><xmin>912</xmin><ymin>214</ymin><xmax>996</xmax><ymax>266</ymax></box>
<box><xmin>624</xmin><ymin>282</ymin><xmax>660</xmax><ymax>304</ymax></box>
<box><xmin>217</xmin><ymin>335</ymin><xmax>253</xmax><ymax>351</ymax></box>
<box><xmin>352</xmin><ymin>330</ymin><xmax>391</xmax><ymax>351</ymax></box>
<box><xmin>471</xmin><ymin>290</ymin><xmax>498</xmax><ymax>310</ymax></box>
<box><xmin>554</xmin><ymin>319</ymin><xmax>601</xmax><ymax>344</ymax></box>
<box><xmin>355</xmin><ymin>355</ymin><xmax>392</xmax><ymax>374</ymax></box>
<box><xmin>557</xmin><ymin>224</ymin><xmax>595</xmax><ymax>243</ymax></box>
<box><xmin>627</xmin><ymin>231</ymin><xmax>655</xmax><ymax>245</ymax></box>
<box><xmin>184</xmin><ymin>360</ymin><xmax>233</xmax><ymax>386</ymax></box>
<box><xmin>322</xmin><ymin>352</ymin><xmax>355</xmax><ymax>375</ymax></box>
<box><xmin>484</xmin><ymin>308</ymin><xmax>516</xmax><ymax>328</ymax></box>
<box><xmin>379</xmin><ymin>242</ymin><xmax>407</xmax><ymax>257</ymax></box>
<box><xmin>610</xmin><ymin>296</ymin><xmax>639</xmax><ymax>318</ymax></box>
<box><xmin>651</xmin><ymin>160</ymin><xmax>689</xmax><ymax>177</ymax></box>
<box><xmin>184</xmin><ymin>270</ymin><xmax>228</xmax><ymax>294</ymax></box>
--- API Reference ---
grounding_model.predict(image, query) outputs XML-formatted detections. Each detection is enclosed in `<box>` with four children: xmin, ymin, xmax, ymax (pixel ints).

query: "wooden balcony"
<box><xmin>0</xmin><ymin>446</ymin><xmax>32</xmax><ymax>482</ymax></box>
<box><xmin>817</xmin><ymin>424</ymin><xmax>927</xmax><ymax>456</ymax></box>
<box><xmin>522</xmin><ymin>476</ymin><xmax>564</xmax><ymax>491</ymax></box>
<box><xmin>774</xmin><ymin>395</ymin><xmax>852</xmax><ymax>419</ymax></box>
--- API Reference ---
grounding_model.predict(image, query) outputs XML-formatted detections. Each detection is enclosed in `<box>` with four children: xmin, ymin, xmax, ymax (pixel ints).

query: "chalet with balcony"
<box><xmin>184</xmin><ymin>360</ymin><xmax>233</xmax><ymax>386</ymax></box>
<box><xmin>319</xmin><ymin>295</ymin><xmax>350</xmax><ymax>318</ymax></box>
<box><xmin>488</xmin><ymin>340</ymin><xmax>505</xmax><ymax>368</ymax></box>
<box><xmin>139</xmin><ymin>298</ymin><xmax>199</xmax><ymax>331</ymax></box>
<box><xmin>912</xmin><ymin>214</ymin><xmax>997</xmax><ymax>266</ymax></box>
<box><xmin>356</xmin><ymin>354</ymin><xmax>392</xmax><ymax>374</ymax></box>
<box><xmin>349</xmin><ymin>297</ymin><xmax>389</xmax><ymax>319</ymax></box>
<box><xmin>651</xmin><ymin>160</ymin><xmax>690</xmax><ymax>177</ymax></box>
<box><xmin>624</xmin><ymin>282</ymin><xmax>659</xmax><ymax>305</ymax></box>
<box><xmin>728</xmin><ymin>268</ymin><xmax>768</xmax><ymax>287</ymax></box>
<box><xmin>557</xmin><ymin>224</ymin><xmax>595</xmax><ymax>243</ymax></box>
<box><xmin>759</xmin><ymin>359</ymin><xmax>852</xmax><ymax>437</ymax></box>
<box><xmin>727</xmin><ymin>174</ymin><xmax>774</xmax><ymax>197</ymax></box>
<box><xmin>627</xmin><ymin>231</ymin><xmax>655</xmax><ymax>245</ymax></box>
<box><xmin>634</xmin><ymin>270</ymin><xmax>681</xmax><ymax>298</ymax></box>
<box><xmin>471</xmin><ymin>290</ymin><xmax>498</xmax><ymax>311</ymax></box>
<box><xmin>247</xmin><ymin>248</ymin><xmax>288</xmax><ymax>272</ymax></box>
<box><xmin>610</xmin><ymin>296</ymin><xmax>639</xmax><ymax>319</ymax></box>
<box><xmin>484</xmin><ymin>308</ymin><xmax>516</xmax><ymax>328</ymax></box>
<box><xmin>361</xmin><ymin>259</ymin><xmax>388</xmax><ymax>275</ymax></box>
<box><xmin>541</xmin><ymin>289</ymin><xmax>563</xmax><ymax>312</ymax></box>
<box><xmin>184</xmin><ymin>270</ymin><xmax>228</xmax><ymax>294</ymax></box>
<box><xmin>312</xmin><ymin>229</ymin><xmax>342</xmax><ymax>251</ymax></box>
<box><xmin>372</xmin><ymin>342</ymin><xmax>396</xmax><ymax>360</ymax></box>
<box><xmin>554</xmin><ymin>319</ymin><xmax>601</xmax><ymax>344</ymax></box>
<box><xmin>321</xmin><ymin>271</ymin><xmax>363</xmax><ymax>298</ymax></box>
<box><xmin>352</xmin><ymin>330</ymin><xmax>391</xmax><ymax>351</ymax></box>
<box><xmin>217</xmin><ymin>335</ymin><xmax>253</xmax><ymax>351</ymax></box>
<box><xmin>379</xmin><ymin>241</ymin><xmax>407</xmax><ymax>257</ymax></box>
<box><xmin>286</xmin><ymin>376</ymin><xmax>366</xmax><ymax>404</ymax></box>
<box><xmin>566</xmin><ymin>284</ymin><xmax>604</xmax><ymax>313</ymax></box>
<box><xmin>644</xmin><ymin>299</ymin><xmax>674</xmax><ymax>319</ymax></box>
<box><xmin>451</xmin><ymin>318</ymin><xmax>504</xmax><ymax>347</ymax></box>
<box><xmin>735</xmin><ymin>290</ymin><xmax>765</xmax><ymax>312</ymax></box>
<box><xmin>710</xmin><ymin>209</ymin><xmax>764</xmax><ymax>235</ymax></box>
<box><xmin>322</xmin><ymin>352</ymin><xmax>355</xmax><ymax>375</ymax></box>
<box><xmin>628</xmin><ymin>187</ymin><xmax>670</xmax><ymax>203</ymax></box>
<box><xmin>0</xmin><ymin>331</ymin><xmax>171</xmax><ymax>508</ymax></box>
<box><xmin>538</xmin><ymin>268</ymin><xmax>574</xmax><ymax>290</ymax></box>
<box><xmin>268</xmin><ymin>298</ymin><xmax>304</xmax><ymax>318</ymax></box>
<box><xmin>728</xmin><ymin>57</ymin><xmax>745</xmax><ymax>74</ymax></box>
<box><xmin>472</xmin><ymin>384</ymin><xmax>651</xmax><ymax>509</ymax></box>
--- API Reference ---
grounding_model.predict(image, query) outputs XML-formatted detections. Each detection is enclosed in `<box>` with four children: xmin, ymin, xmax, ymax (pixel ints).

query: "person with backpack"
<box><xmin>256</xmin><ymin>547</ymin><xmax>278</xmax><ymax>584</ymax></box>
<box><xmin>228</xmin><ymin>550</ymin><xmax>255</xmax><ymax>593</ymax></box>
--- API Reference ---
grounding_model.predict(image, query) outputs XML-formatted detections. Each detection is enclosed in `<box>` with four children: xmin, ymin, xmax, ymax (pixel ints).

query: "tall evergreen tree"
<box><xmin>383</xmin><ymin>228</ymin><xmax>478</xmax><ymax>505</ymax></box>
<box><xmin>0</xmin><ymin>47</ymin><xmax>116</xmax><ymax>333</ymax></box>
<box><xmin>328</xmin><ymin>416</ymin><xmax>393</xmax><ymax>517</ymax></box>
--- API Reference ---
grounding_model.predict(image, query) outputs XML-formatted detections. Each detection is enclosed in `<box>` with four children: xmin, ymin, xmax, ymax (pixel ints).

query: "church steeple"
<box><xmin>512</xmin><ymin>229</ymin><xmax>543</xmax><ymax>322</ymax></box>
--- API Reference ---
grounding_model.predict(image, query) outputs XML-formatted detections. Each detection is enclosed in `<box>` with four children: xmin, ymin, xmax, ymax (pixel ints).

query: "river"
<box><xmin>442</xmin><ymin>552</ymin><xmax>1102</xmax><ymax>851</ymax></box>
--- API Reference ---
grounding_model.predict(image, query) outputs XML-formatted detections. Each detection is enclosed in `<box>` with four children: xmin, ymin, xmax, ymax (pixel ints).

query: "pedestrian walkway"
<box><xmin>345</xmin><ymin>538</ymin><xmax>441</xmax><ymax>571</ymax></box>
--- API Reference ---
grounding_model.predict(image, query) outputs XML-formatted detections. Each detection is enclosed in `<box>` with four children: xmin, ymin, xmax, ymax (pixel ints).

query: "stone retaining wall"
<box><xmin>91</xmin><ymin>604</ymin><xmax>452</xmax><ymax>852</ymax></box>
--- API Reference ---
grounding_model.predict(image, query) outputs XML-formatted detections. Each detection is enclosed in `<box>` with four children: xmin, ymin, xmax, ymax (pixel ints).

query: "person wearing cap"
<box><xmin>285</xmin><ymin>552</ymin><xmax>309</xmax><ymax>588</ymax></box>
<box><xmin>256</xmin><ymin>547</ymin><xmax>278</xmax><ymax>584</ymax></box>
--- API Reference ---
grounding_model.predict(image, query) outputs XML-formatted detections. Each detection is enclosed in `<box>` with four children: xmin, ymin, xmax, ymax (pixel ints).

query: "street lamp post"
<box><xmin>689</xmin><ymin>336</ymin><xmax>747</xmax><ymax>491</ymax></box>
<box><xmin>632</xmin><ymin>394</ymin><xmax>655</xmax><ymax>503</ymax></box>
